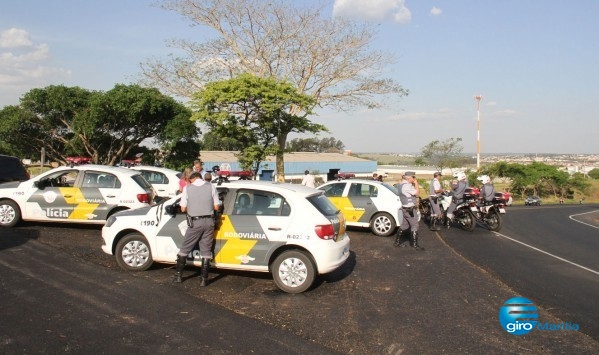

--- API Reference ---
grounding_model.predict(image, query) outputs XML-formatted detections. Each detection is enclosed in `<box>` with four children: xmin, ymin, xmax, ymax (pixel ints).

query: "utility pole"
<box><xmin>475</xmin><ymin>94</ymin><xmax>483</xmax><ymax>170</ymax></box>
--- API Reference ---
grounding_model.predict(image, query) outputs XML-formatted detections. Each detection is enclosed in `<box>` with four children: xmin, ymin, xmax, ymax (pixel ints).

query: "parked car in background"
<box><xmin>318</xmin><ymin>179</ymin><xmax>402</xmax><ymax>237</ymax></box>
<box><xmin>0</xmin><ymin>155</ymin><xmax>30</xmax><ymax>183</ymax></box>
<box><xmin>130</xmin><ymin>166</ymin><xmax>181</xmax><ymax>199</ymax></box>
<box><xmin>525</xmin><ymin>195</ymin><xmax>542</xmax><ymax>206</ymax></box>
<box><xmin>102</xmin><ymin>180</ymin><xmax>350</xmax><ymax>293</ymax></box>
<box><xmin>0</xmin><ymin>165</ymin><xmax>155</xmax><ymax>227</ymax></box>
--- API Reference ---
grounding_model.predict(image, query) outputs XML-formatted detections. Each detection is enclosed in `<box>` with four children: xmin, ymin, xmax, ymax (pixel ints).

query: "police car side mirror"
<box><xmin>34</xmin><ymin>179</ymin><xmax>47</xmax><ymax>189</ymax></box>
<box><xmin>165</xmin><ymin>204</ymin><xmax>177</xmax><ymax>216</ymax></box>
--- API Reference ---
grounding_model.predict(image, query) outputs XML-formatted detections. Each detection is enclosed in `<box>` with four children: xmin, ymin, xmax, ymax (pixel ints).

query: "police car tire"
<box><xmin>115</xmin><ymin>233</ymin><xmax>154</xmax><ymax>271</ymax></box>
<box><xmin>271</xmin><ymin>250</ymin><xmax>316</xmax><ymax>294</ymax></box>
<box><xmin>0</xmin><ymin>200</ymin><xmax>21</xmax><ymax>227</ymax></box>
<box><xmin>370</xmin><ymin>212</ymin><xmax>396</xmax><ymax>237</ymax></box>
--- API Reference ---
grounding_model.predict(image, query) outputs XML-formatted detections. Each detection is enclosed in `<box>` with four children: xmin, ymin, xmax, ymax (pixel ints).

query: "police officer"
<box><xmin>174</xmin><ymin>171</ymin><xmax>220</xmax><ymax>286</ymax></box>
<box><xmin>429</xmin><ymin>172</ymin><xmax>444</xmax><ymax>231</ymax></box>
<box><xmin>477</xmin><ymin>175</ymin><xmax>495</xmax><ymax>203</ymax></box>
<box><xmin>446</xmin><ymin>171</ymin><xmax>468</xmax><ymax>224</ymax></box>
<box><xmin>394</xmin><ymin>171</ymin><xmax>424</xmax><ymax>250</ymax></box>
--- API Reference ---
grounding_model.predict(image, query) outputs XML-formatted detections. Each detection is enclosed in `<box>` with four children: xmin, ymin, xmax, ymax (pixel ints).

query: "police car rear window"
<box><xmin>307</xmin><ymin>193</ymin><xmax>339</xmax><ymax>217</ymax></box>
<box><xmin>132</xmin><ymin>174</ymin><xmax>153</xmax><ymax>189</ymax></box>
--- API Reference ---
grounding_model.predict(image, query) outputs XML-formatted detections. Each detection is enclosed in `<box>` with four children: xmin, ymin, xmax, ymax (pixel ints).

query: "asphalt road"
<box><xmin>1</xmin><ymin>205</ymin><xmax>598</xmax><ymax>354</ymax></box>
<box><xmin>440</xmin><ymin>204</ymin><xmax>599</xmax><ymax>339</ymax></box>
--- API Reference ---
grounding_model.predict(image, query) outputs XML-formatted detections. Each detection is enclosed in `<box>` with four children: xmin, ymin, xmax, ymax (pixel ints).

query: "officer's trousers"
<box><xmin>178</xmin><ymin>218</ymin><xmax>215</xmax><ymax>259</ymax></box>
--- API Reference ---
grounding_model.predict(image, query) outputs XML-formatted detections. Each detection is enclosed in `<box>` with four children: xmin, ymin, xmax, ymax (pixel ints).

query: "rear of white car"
<box><xmin>102</xmin><ymin>181</ymin><xmax>350</xmax><ymax>293</ymax></box>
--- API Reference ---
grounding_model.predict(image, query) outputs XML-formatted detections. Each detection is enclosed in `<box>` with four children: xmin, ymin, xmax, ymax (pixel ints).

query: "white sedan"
<box><xmin>130</xmin><ymin>166</ymin><xmax>182</xmax><ymax>199</ymax></box>
<box><xmin>102</xmin><ymin>181</ymin><xmax>350</xmax><ymax>293</ymax></box>
<box><xmin>0</xmin><ymin>165</ymin><xmax>155</xmax><ymax>227</ymax></box>
<box><xmin>318</xmin><ymin>179</ymin><xmax>402</xmax><ymax>237</ymax></box>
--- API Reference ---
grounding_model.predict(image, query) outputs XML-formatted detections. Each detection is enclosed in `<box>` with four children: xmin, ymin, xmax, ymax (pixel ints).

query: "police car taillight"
<box><xmin>315</xmin><ymin>224</ymin><xmax>335</xmax><ymax>240</ymax></box>
<box><xmin>137</xmin><ymin>193</ymin><xmax>150</xmax><ymax>204</ymax></box>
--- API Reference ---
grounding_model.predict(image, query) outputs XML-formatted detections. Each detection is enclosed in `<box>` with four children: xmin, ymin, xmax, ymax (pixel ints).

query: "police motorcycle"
<box><xmin>418</xmin><ymin>190</ymin><xmax>476</xmax><ymax>231</ymax></box>
<box><xmin>468</xmin><ymin>178</ymin><xmax>507</xmax><ymax>232</ymax></box>
<box><xmin>440</xmin><ymin>190</ymin><xmax>477</xmax><ymax>232</ymax></box>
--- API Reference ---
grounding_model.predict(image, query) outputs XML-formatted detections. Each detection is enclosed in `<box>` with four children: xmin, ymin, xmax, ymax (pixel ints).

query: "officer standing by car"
<box><xmin>394</xmin><ymin>171</ymin><xmax>424</xmax><ymax>250</ymax></box>
<box><xmin>429</xmin><ymin>172</ymin><xmax>444</xmax><ymax>231</ymax></box>
<box><xmin>174</xmin><ymin>171</ymin><xmax>220</xmax><ymax>286</ymax></box>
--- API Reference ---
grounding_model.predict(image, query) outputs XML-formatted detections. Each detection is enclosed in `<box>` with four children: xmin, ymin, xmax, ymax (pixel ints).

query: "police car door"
<box><xmin>215</xmin><ymin>190</ymin><xmax>290</xmax><ymax>269</ymax></box>
<box><xmin>77</xmin><ymin>170</ymin><xmax>118</xmax><ymax>221</ymax></box>
<box><xmin>25</xmin><ymin>169</ymin><xmax>81</xmax><ymax>221</ymax></box>
<box><xmin>346</xmin><ymin>182</ymin><xmax>378</xmax><ymax>225</ymax></box>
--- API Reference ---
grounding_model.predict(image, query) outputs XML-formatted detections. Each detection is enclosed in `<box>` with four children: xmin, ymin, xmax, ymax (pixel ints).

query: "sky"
<box><xmin>1</xmin><ymin>0</ymin><xmax>598</xmax><ymax>155</ymax></box>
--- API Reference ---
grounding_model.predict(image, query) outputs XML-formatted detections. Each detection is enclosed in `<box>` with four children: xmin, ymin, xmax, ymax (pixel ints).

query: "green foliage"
<box><xmin>484</xmin><ymin>161</ymin><xmax>591</xmax><ymax>199</ymax></box>
<box><xmin>190</xmin><ymin>73</ymin><xmax>326</xmax><ymax>179</ymax></box>
<box><xmin>286</xmin><ymin>137</ymin><xmax>344</xmax><ymax>153</ymax></box>
<box><xmin>588</xmin><ymin>168</ymin><xmax>599</xmax><ymax>179</ymax></box>
<box><xmin>0</xmin><ymin>84</ymin><xmax>197</xmax><ymax>166</ymax></box>
<box><xmin>419</xmin><ymin>138</ymin><xmax>467</xmax><ymax>172</ymax></box>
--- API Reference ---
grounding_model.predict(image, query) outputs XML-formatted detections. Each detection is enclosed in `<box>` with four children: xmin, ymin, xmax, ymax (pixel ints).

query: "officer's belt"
<box><xmin>189</xmin><ymin>215</ymin><xmax>212</xmax><ymax>220</ymax></box>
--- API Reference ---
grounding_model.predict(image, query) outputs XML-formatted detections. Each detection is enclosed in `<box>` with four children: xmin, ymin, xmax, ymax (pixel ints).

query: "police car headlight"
<box><xmin>105</xmin><ymin>215</ymin><xmax>117</xmax><ymax>227</ymax></box>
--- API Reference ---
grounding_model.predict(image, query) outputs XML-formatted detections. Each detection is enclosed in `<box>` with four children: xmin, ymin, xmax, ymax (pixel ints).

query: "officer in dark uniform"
<box><xmin>394</xmin><ymin>171</ymin><xmax>424</xmax><ymax>250</ymax></box>
<box><xmin>174</xmin><ymin>171</ymin><xmax>220</xmax><ymax>286</ymax></box>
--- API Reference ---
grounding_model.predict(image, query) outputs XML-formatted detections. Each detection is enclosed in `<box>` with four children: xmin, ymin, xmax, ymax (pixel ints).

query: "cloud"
<box><xmin>430</xmin><ymin>7</ymin><xmax>442</xmax><ymax>16</ymax></box>
<box><xmin>0</xmin><ymin>28</ymin><xmax>71</xmax><ymax>106</ymax></box>
<box><xmin>0</xmin><ymin>28</ymin><xmax>33</xmax><ymax>48</ymax></box>
<box><xmin>333</xmin><ymin>0</ymin><xmax>412</xmax><ymax>24</ymax></box>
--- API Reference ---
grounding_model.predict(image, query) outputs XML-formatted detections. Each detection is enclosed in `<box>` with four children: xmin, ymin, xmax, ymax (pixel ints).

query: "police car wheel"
<box><xmin>370</xmin><ymin>212</ymin><xmax>396</xmax><ymax>237</ymax></box>
<box><xmin>115</xmin><ymin>233</ymin><xmax>153</xmax><ymax>271</ymax></box>
<box><xmin>271</xmin><ymin>250</ymin><xmax>315</xmax><ymax>294</ymax></box>
<box><xmin>0</xmin><ymin>200</ymin><xmax>20</xmax><ymax>228</ymax></box>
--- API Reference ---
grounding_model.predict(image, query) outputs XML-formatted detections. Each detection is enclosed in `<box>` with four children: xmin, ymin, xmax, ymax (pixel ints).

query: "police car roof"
<box><xmin>52</xmin><ymin>164</ymin><xmax>142</xmax><ymax>177</ymax></box>
<box><xmin>220</xmin><ymin>180</ymin><xmax>323</xmax><ymax>196</ymax></box>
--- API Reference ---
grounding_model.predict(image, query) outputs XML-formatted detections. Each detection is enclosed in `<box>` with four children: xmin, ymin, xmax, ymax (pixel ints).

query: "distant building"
<box><xmin>198</xmin><ymin>151</ymin><xmax>377</xmax><ymax>181</ymax></box>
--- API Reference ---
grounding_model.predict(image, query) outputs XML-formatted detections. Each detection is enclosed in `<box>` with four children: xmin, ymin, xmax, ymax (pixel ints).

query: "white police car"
<box><xmin>0</xmin><ymin>165</ymin><xmax>155</xmax><ymax>227</ymax></box>
<box><xmin>101</xmin><ymin>181</ymin><xmax>350</xmax><ymax>293</ymax></box>
<box><xmin>130</xmin><ymin>166</ymin><xmax>182</xmax><ymax>199</ymax></box>
<box><xmin>318</xmin><ymin>179</ymin><xmax>402</xmax><ymax>237</ymax></box>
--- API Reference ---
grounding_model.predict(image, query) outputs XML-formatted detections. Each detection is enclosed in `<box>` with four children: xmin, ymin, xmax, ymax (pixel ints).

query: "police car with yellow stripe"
<box><xmin>101</xmin><ymin>180</ymin><xmax>350</xmax><ymax>293</ymax></box>
<box><xmin>318</xmin><ymin>179</ymin><xmax>402</xmax><ymax>237</ymax></box>
<box><xmin>0</xmin><ymin>165</ymin><xmax>155</xmax><ymax>227</ymax></box>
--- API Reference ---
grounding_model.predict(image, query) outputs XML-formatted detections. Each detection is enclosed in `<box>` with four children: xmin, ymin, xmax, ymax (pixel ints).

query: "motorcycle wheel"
<box><xmin>485</xmin><ymin>209</ymin><xmax>502</xmax><ymax>232</ymax></box>
<box><xmin>457</xmin><ymin>208</ymin><xmax>476</xmax><ymax>232</ymax></box>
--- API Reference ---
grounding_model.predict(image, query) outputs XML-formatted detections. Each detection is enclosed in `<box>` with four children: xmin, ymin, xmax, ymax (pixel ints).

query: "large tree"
<box><xmin>191</xmin><ymin>73</ymin><xmax>324</xmax><ymax>179</ymax></box>
<box><xmin>0</xmin><ymin>84</ymin><xmax>198</xmax><ymax>166</ymax></box>
<box><xmin>143</xmin><ymin>0</ymin><xmax>407</xmax><ymax>109</ymax></box>
<box><xmin>419</xmin><ymin>138</ymin><xmax>467</xmax><ymax>173</ymax></box>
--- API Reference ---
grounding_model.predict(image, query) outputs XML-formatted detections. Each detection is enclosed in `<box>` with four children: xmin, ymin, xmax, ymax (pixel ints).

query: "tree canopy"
<box><xmin>286</xmin><ymin>137</ymin><xmax>345</xmax><ymax>153</ymax></box>
<box><xmin>142</xmin><ymin>0</ymin><xmax>408</xmax><ymax>111</ymax></box>
<box><xmin>190</xmin><ymin>73</ymin><xmax>324</xmax><ymax>179</ymax></box>
<box><xmin>0</xmin><ymin>84</ymin><xmax>198</xmax><ymax>167</ymax></box>
<box><xmin>419</xmin><ymin>137</ymin><xmax>467</xmax><ymax>172</ymax></box>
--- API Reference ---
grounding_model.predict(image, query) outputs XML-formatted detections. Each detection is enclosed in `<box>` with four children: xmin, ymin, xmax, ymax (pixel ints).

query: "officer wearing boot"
<box><xmin>429</xmin><ymin>172</ymin><xmax>444</xmax><ymax>231</ymax></box>
<box><xmin>394</xmin><ymin>171</ymin><xmax>424</xmax><ymax>250</ymax></box>
<box><xmin>174</xmin><ymin>171</ymin><xmax>220</xmax><ymax>286</ymax></box>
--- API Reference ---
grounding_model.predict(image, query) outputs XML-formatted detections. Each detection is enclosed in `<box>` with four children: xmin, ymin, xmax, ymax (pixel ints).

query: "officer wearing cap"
<box><xmin>394</xmin><ymin>171</ymin><xmax>424</xmax><ymax>250</ymax></box>
<box><xmin>429</xmin><ymin>172</ymin><xmax>444</xmax><ymax>231</ymax></box>
<box><xmin>174</xmin><ymin>171</ymin><xmax>220</xmax><ymax>286</ymax></box>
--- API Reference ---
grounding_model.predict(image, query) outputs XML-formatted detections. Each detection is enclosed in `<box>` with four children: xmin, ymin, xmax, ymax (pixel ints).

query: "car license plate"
<box><xmin>499</xmin><ymin>208</ymin><xmax>506</xmax><ymax>213</ymax></box>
